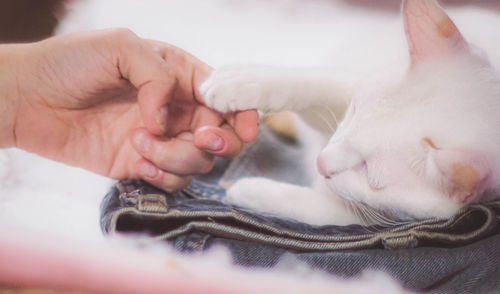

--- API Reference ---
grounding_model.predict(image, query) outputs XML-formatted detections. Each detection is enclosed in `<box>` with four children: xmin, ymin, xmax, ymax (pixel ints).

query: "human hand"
<box><xmin>1</xmin><ymin>29</ymin><xmax>258</xmax><ymax>191</ymax></box>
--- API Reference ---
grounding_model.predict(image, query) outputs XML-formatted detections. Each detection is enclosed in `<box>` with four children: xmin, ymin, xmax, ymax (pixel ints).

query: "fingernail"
<box><xmin>202</xmin><ymin>133</ymin><xmax>225</xmax><ymax>152</ymax></box>
<box><xmin>155</xmin><ymin>105</ymin><xmax>168</xmax><ymax>131</ymax></box>
<box><xmin>133</xmin><ymin>132</ymin><xmax>150</xmax><ymax>153</ymax></box>
<box><xmin>140</xmin><ymin>162</ymin><xmax>158</xmax><ymax>178</ymax></box>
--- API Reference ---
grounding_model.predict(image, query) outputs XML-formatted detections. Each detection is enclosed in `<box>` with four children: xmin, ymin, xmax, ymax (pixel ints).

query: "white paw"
<box><xmin>225</xmin><ymin>177</ymin><xmax>322</xmax><ymax>223</ymax></box>
<box><xmin>199</xmin><ymin>66</ymin><xmax>264</xmax><ymax>113</ymax></box>
<box><xmin>225</xmin><ymin>177</ymin><xmax>286</xmax><ymax>212</ymax></box>
<box><xmin>225</xmin><ymin>177</ymin><xmax>360</xmax><ymax>226</ymax></box>
<box><xmin>199</xmin><ymin>65</ymin><xmax>287</xmax><ymax>113</ymax></box>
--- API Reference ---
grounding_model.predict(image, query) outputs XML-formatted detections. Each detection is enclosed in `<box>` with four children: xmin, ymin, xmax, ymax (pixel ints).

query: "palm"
<box><xmin>15</xmin><ymin>67</ymin><xmax>142</xmax><ymax>178</ymax></box>
<box><xmin>46</xmin><ymin>96</ymin><xmax>144</xmax><ymax>179</ymax></box>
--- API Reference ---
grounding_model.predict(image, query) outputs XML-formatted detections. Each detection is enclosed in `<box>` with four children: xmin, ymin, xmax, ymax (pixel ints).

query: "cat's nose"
<box><xmin>317</xmin><ymin>143</ymin><xmax>365</xmax><ymax>178</ymax></box>
<box><xmin>317</xmin><ymin>157</ymin><xmax>329</xmax><ymax>178</ymax></box>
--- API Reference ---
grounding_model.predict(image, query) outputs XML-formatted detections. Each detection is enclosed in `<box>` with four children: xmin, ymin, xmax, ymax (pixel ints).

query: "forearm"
<box><xmin>272</xmin><ymin>69</ymin><xmax>355</xmax><ymax>111</ymax></box>
<box><xmin>0</xmin><ymin>44</ymin><xmax>24</xmax><ymax>148</ymax></box>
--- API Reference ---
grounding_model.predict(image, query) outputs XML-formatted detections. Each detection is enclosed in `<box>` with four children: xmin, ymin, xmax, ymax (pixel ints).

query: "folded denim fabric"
<box><xmin>101</xmin><ymin>126</ymin><xmax>500</xmax><ymax>293</ymax></box>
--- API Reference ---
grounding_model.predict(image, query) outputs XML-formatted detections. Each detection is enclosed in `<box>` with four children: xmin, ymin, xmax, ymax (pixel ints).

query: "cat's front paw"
<box><xmin>200</xmin><ymin>65</ymin><xmax>293</xmax><ymax>114</ymax></box>
<box><xmin>200</xmin><ymin>66</ymin><xmax>265</xmax><ymax>113</ymax></box>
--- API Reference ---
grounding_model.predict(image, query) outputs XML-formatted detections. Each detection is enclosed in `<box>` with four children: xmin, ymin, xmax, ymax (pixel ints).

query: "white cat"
<box><xmin>200</xmin><ymin>0</ymin><xmax>500</xmax><ymax>226</ymax></box>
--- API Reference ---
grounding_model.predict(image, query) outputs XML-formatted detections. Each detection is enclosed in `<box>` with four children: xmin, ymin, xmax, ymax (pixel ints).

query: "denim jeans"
<box><xmin>100</xmin><ymin>127</ymin><xmax>500</xmax><ymax>293</ymax></box>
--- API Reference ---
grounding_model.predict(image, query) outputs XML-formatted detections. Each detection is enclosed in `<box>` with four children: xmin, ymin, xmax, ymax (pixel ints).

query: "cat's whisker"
<box><xmin>318</xmin><ymin>110</ymin><xmax>335</xmax><ymax>132</ymax></box>
<box><xmin>359</xmin><ymin>206</ymin><xmax>381</xmax><ymax>232</ymax></box>
<box><xmin>359</xmin><ymin>209</ymin><xmax>378</xmax><ymax>233</ymax></box>
<box><xmin>346</xmin><ymin>201</ymin><xmax>364</xmax><ymax>225</ymax></box>
<box><xmin>344</xmin><ymin>200</ymin><xmax>375</xmax><ymax>231</ymax></box>
<box><xmin>313</xmin><ymin>109</ymin><xmax>336</xmax><ymax>134</ymax></box>
<box><xmin>348</xmin><ymin>201</ymin><xmax>406</xmax><ymax>230</ymax></box>
<box><xmin>324</xmin><ymin>105</ymin><xmax>340</xmax><ymax>127</ymax></box>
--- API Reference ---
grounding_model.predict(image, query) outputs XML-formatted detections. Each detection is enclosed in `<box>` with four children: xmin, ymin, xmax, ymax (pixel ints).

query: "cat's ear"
<box><xmin>403</xmin><ymin>0</ymin><xmax>469</xmax><ymax>67</ymax></box>
<box><xmin>422</xmin><ymin>138</ymin><xmax>490</xmax><ymax>203</ymax></box>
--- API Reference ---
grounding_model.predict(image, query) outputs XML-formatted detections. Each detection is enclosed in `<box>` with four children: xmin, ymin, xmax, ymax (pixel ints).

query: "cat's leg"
<box><xmin>200</xmin><ymin>65</ymin><xmax>354</xmax><ymax>129</ymax></box>
<box><xmin>226</xmin><ymin>177</ymin><xmax>360</xmax><ymax>226</ymax></box>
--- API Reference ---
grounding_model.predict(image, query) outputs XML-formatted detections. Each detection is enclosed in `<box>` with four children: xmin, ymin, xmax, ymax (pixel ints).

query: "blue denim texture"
<box><xmin>100</xmin><ymin>127</ymin><xmax>500</xmax><ymax>293</ymax></box>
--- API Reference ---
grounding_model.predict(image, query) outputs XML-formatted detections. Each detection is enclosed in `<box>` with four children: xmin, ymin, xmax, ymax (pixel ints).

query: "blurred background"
<box><xmin>0</xmin><ymin>0</ymin><xmax>66</xmax><ymax>43</ymax></box>
<box><xmin>1</xmin><ymin>0</ymin><xmax>499</xmax><ymax>44</ymax></box>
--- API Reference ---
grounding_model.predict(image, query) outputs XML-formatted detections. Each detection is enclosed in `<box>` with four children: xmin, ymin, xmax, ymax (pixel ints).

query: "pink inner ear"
<box><xmin>403</xmin><ymin>0</ymin><xmax>469</xmax><ymax>67</ymax></box>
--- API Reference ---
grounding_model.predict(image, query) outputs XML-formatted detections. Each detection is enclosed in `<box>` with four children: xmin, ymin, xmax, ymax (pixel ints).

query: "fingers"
<box><xmin>131</xmin><ymin>128</ymin><xmax>215</xmax><ymax>176</ymax></box>
<box><xmin>194</xmin><ymin>126</ymin><xmax>244</xmax><ymax>158</ymax></box>
<box><xmin>131</xmin><ymin>127</ymin><xmax>215</xmax><ymax>192</ymax></box>
<box><xmin>189</xmin><ymin>107</ymin><xmax>245</xmax><ymax>158</ymax></box>
<box><xmin>145</xmin><ymin>39</ymin><xmax>213</xmax><ymax>103</ymax></box>
<box><xmin>232</xmin><ymin>110</ymin><xmax>260</xmax><ymax>143</ymax></box>
<box><xmin>125</xmin><ymin>36</ymin><xmax>259</xmax><ymax>147</ymax></box>
<box><xmin>116</xmin><ymin>34</ymin><xmax>257</xmax><ymax>190</ymax></box>
<box><xmin>113</xmin><ymin>29</ymin><xmax>177</xmax><ymax>135</ymax></box>
<box><xmin>136</xmin><ymin>78</ymin><xmax>177</xmax><ymax>135</ymax></box>
<box><xmin>134</xmin><ymin>159</ymin><xmax>193</xmax><ymax>192</ymax></box>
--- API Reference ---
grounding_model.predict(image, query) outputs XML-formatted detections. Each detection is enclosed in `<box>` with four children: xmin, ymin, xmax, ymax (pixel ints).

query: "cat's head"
<box><xmin>317</xmin><ymin>0</ymin><xmax>500</xmax><ymax>221</ymax></box>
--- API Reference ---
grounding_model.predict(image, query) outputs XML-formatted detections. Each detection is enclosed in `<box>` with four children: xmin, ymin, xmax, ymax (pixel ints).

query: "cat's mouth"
<box><xmin>324</xmin><ymin>160</ymin><xmax>388</xmax><ymax>191</ymax></box>
<box><xmin>321</xmin><ymin>160</ymin><xmax>367</xmax><ymax>179</ymax></box>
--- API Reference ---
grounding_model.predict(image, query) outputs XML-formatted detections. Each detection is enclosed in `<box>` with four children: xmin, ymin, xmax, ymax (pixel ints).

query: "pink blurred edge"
<box><xmin>0</xmin><ymin>225</ymin><xmax>346</xmax><ymax>294</ymax></box>
<box><xmin>0</xmin><ymin>225</ymin><xmax>411</xmax><ymax>294</ymax></box>
<box><xmin>0</xmin><ymin>225</ymin><xmax>221</xmax><ymax>293</ymax></box>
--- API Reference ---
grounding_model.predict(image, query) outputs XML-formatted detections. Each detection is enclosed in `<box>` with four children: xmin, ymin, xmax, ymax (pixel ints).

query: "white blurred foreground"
<box><xmin>0</xmin><ymin>226</ymin><xmax>410</xmax><ymax>293</ymax></box>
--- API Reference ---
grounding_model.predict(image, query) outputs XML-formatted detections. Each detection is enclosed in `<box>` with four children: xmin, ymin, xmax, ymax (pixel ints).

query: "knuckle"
<box><xmin>161</xmin><ymin>67</ymin><xmax>177</xmax><ymax>87</ymax></box>
<box><xmin>108</xmin><ymin>28</ymin><xmax>138</xmax><ymax>43</ymax></box>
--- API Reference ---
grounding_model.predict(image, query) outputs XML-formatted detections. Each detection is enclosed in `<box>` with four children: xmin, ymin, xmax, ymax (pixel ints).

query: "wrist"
<box><xmin>0</xmin><ymin>44</ymin><xmax>26</xmax><ymax>148</ymax></box>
